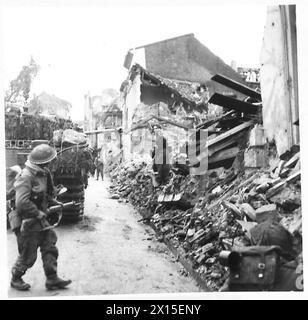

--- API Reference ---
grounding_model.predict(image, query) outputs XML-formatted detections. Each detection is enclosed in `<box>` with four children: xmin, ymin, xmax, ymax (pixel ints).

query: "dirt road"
<box><xmin>7</xmin><ymin>177</ymin><xmax>201</xmax><ymax>298</ymax></box>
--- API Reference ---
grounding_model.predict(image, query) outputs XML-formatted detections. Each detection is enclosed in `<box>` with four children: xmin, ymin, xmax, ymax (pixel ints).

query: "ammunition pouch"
<box><xmin>219</xmin><ymin>246</ymin><xmax>281</xmax><ymax>291</ymax></box>
<box><xmin>8</xmin><ymin>209</ymin><xmax>22</xmax><ymax>232</ymax></box>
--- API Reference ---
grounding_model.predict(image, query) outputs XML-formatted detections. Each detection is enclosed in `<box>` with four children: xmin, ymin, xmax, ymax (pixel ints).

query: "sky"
<box><xmin>1</xmin><ymin>1</ymin><xmax>268</xmax><ymax>120</ymax></box>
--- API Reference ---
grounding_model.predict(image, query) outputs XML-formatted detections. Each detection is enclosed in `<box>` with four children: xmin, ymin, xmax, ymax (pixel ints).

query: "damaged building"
<box><xmin>109</xmin><ymin>4</ymin><xmax>302</xmax><ymax>292</ymax></box>
<box><xmin>84</xmin><ymin>89</ymin><xmax>123</xmax><ymax>171</ymax></box>
<box><xmin>120</xmin><ymin>63</ymin><xmax>209</xmax><ymax>164</ymax></box>
<box><xmin>124</xmin><ymin>33</ymin><xmax>246</xmax><ymax>97</ymax></box>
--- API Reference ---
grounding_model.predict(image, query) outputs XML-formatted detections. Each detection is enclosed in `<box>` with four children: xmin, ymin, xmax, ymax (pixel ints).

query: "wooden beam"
<box><xmin>284</xmin><ymin>152</ymin><xmax>300</xmax><ymax>169</ymax></box>
<box><xmin>196</xmin><ymin>111</ymin><xmax>235</xmax><ymax>129</ymax></box>
<box><xmin>266</xmin><ymin>171</ymin><xmax>301</xmax><ymax>198</ymax></box>
<box><xmin>207</xmin><ymin>172</ymin><xmax>260</xmax><ymax>211</ymax></box>
<box><xmin>211</xmin><ymin>74</ymin><xmax>262</xmax><ymax>101</ymax></box>
<box><xmin>207</xmin><ymin>120</ymin><xmax>254</xmax><ymax>148</ymax></box>
<box><xmin>84</xmin><ymin>128</ymin><xmax>120</xmax><ymax>135</ymax></box>
<box><xmin>153</xmin><ymin>115</ymin><xmax>191</xmax><ymax>130</ymax></box>
<box><xmin>208</xmin><ymin>136</ymin><xmax>238</xmax><ymax>157</ymax></box>
<box><xmin>208</xmin><ymin>146</ymin><xmax>240</xmax><ymax>164</ymax></box>
<box><xmin>190</xmin><ymin>129</ymin><xmax>246</xmax><ymax>166</ymax></box>
<box><xmin>209</xmin><ymin>93</ymin><xmax>261</xmax><ymax>114</ymax></box>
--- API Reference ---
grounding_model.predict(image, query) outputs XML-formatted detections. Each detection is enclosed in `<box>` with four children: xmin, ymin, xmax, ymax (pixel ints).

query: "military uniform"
<box><xmin>95</xmin><ymin>157</ymin><xmax>104</xmax><ymax>181</ymax></box>
<box><xmin>10</xmin><ymin>144</ymin><xmax>71</xmax><ymax>291</ymax></box>
<box><xmin>11</xmin><ymin>161</ymin><xmax>59</xmax><ymax>282</ymax></box>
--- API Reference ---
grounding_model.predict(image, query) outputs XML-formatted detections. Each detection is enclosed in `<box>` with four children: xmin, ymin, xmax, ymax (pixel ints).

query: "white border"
<box><xmin>1</xmin><ymin>0</ymin><xmax>307</xmax><ymax>300</ymax></box>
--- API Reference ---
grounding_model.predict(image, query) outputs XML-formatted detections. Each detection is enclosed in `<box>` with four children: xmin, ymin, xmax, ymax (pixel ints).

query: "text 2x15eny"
<box><xmin>149</xmin><ymin>304</ymin><xmax>201</xmax><ymax>315</ymax></box>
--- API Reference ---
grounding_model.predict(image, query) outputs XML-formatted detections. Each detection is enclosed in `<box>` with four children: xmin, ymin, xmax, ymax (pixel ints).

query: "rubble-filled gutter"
<box><xmin>148</xmin><ymin>220</ymin><xmax>212</xmax><ymax>291</ymax></box>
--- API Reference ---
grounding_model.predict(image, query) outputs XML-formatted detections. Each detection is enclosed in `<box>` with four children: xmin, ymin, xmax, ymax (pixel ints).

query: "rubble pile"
<box><xmin>110</xmin><ymin>149</ymin><xmax>301</xmax><ymax>291</ymax></box>
<box><xmin>109</xmin><ymin>160</ymin><xmax>157</xmax><ymax>216</ymax></box>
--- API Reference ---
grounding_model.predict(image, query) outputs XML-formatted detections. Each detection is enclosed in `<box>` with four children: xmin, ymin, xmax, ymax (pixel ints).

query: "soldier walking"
<box><xmin>95</xmin><ymin>154</ymin><xmax>104</xmax><ymax>181</ymax></box>
<box><xmin>10</xmin><ymin>144</ymin><xmax>72</xmax><ymax>291</ymax></box>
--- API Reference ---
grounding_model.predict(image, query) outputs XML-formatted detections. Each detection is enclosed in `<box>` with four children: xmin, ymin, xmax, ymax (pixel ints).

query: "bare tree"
<box><xmin>5</xmin><ymin>57</ymin><xmax>40</xmax><ymax>104</ymax></box>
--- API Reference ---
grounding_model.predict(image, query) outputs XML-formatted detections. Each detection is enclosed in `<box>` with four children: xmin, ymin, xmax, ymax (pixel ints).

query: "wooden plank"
<box><xmin>211</xmin><ymin>74</ymin><xmax>262</xmax><ymax>100</ymax></box>
<box><xmin>190</xmin><ymin>121</ymin><xmax>249</xmax><ymax>166</ymax></box>
<box><xmin>153</xmin><ymin>115</ymin><xmax>191</xmax><ymax>130</ymax></box>
<box><xmin>207</xmin><ymin>172</ymin><xmax>260</xmax><ymax>211</ymax></box>
<box><xmin>207</xmin><ymin>120</ymin><xmax>254</xmax><ymax>148</ymax></box>
<box><xmin>189</xmin><ymin>122</ymin><xmax>252</xmax><ymax>167</ymax></box>
<box><xmin>207</xmin><ymin>132</ymin><xmax>243</xmax><ymax>157</ymax></box>
<box><xmin>192</xmin><ymin>124</ymin><xmax>249</xmax><ymax>165</ymax></box>
<box><xmin>209</xmin><ymin>146</ymin><xmax>239</xmax><ymax>164</ymax></box>
<box><xmin>284</xmin><ymin>152</ymin><xmax>300</xmax><ymax>168</ymax></box>
<box><xmin>266</xmin><ymin>171</ymin><xmax>301</xmax><ymax>198</ymax></box>
<box><xmin>194</xmin><ymin>136</ymin><xmax>237</xmax><ymax>161</ymax></box>
<box><xmin>189</xmin><ymin>229</ymin><xmax>206</xmax><ymax>244</ymax></box>
<box><xmin>209</xmin><ymin>93</ymin><xmax>261</xmax><ymax>114</ymax></box>
<box><xmin>196</xmin><ymin>110</ymin><xmax>235</xmax><ymax>129</ymax></box>
<box><xmin>286</xmin><ymin>171</ymin><xmax>301</xmax><ymax>183</ymax></box>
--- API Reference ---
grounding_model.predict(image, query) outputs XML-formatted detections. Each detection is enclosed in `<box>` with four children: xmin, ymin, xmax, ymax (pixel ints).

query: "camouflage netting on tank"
<box><xmin>53</xmin><ymin>145</ymin><xmax>94</xmax><ymax>176</ymax></box>
<box><xmin>5</xmin><ymin>111</ymin><xmax>74</xmax><ymax>140</ymax></box>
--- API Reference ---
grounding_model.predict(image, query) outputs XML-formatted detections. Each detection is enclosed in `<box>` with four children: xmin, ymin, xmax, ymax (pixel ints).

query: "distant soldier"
<box><xmin>95</xmin><ymin>154</ymin><xmax>104</xmax><ymax>181</ymax></box>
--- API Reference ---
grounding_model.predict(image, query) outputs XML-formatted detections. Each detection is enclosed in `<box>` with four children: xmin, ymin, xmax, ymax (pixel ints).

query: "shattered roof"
<box><xmin>131</xmin><ymin>64</ymin><xmax>208</xmax><ymax>108</ymax></box>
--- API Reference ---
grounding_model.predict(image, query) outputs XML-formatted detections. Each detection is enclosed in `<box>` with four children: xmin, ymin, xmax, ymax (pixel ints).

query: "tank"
<box><xmin>5</xmin><ymin>109</ymin><xmax>91</xmax><ymax>223</ymax></box>
<box><xmin>50</xmin><ymin>129</ymin><xmax>95</xmax><ymax>221</ymax></box>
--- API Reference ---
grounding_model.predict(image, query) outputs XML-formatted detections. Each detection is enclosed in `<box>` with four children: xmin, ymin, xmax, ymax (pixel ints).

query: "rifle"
<box><xmin>21</xmin><ymin>201</ymin><xmax>80</xmax><ymax>232</ymax></box>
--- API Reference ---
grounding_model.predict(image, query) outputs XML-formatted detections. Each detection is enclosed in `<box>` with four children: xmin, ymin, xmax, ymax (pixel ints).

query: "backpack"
<box><xmin>219</xmin><ymin>245</ymin><xmax>281</xmax><ymax>291</ymax></box>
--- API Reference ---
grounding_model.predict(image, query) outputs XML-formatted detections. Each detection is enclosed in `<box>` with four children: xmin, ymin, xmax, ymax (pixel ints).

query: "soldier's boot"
<box><xmin>10</xmin><ymin>275</ymin><xmax>31</xmax><ymax>291</ymax></box>
<box><xmin>45</xmin><ymin>275</ymin><xmax>72</xmax><ymax>290</ymax></box>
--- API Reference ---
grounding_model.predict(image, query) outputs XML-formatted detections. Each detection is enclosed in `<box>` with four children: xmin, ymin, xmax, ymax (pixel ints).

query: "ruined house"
<box><xmin>110</xmin><ymin>6</ymin><xmax>301</xmax><ymax>292</ymax></box>
<box><xmin>120</xmin><ymin>63</ymin><xmax>210</xmax><ymax>163</ymax></box>
<box><xmin>28</xmin><ymin>91</ymin><xmax>72</xmax><ymax>120</ymax></box>
<box><xmin>84</xmin><ymin>89</ymin><xmax>122</xmax><ymax>149</ymax></box>
<box><xmin>124</xmin><ymin>33</ymin><xmax>246</xmax><ymax>98</ymax></box>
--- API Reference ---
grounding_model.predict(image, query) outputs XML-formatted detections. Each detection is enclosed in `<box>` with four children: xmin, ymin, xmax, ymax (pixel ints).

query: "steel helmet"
<box><xmin>28</xmin><ymin>144</ymin><xmax>57</xmax><ymax>165</ymax></box>
<box><xmin>250</xmin><ymin>220</ymin><xmax>296</xmax><ymax>259</ymax></box>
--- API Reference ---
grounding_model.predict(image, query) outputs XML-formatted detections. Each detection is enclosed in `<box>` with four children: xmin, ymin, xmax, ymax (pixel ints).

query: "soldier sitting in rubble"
<box><xmin>219</xmin><ymin>220</ymin><xmax>303</xmax><ymax>291</ymax></box>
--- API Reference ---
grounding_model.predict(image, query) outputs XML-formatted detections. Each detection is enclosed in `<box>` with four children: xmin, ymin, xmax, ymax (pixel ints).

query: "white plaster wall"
<box><xmin>260</xmin><ymin>5</ymin><xmax>299</xmax><ymax>156</ymax></box>
<box><xmin>123</xmin><ymin>73</ymin><xmax>142</xmax><ymax>161</ymax></box>
<box><xmin>130</xmin><ymin>47</ymin><xmax>146</xmax><ymax>69</ymax></box>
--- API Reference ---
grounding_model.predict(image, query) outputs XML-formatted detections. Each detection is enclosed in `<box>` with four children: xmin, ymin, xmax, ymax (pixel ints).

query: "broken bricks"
<box><xmin>109</xmin><ymin>143</ymin><xmax>301</xmax><ymax>292</ymax></box>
